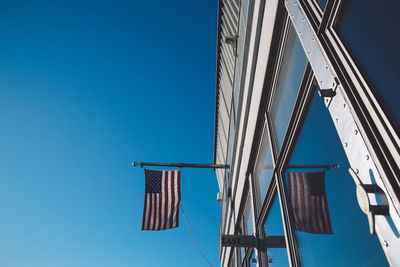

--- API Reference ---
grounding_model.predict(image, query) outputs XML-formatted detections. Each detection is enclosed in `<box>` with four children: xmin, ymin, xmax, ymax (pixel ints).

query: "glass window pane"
<box><xmin>249</xmin><ymin>250</ymin><xmax>257</xmax><ymax>266</ymax></box>
<box><xmin>264</xmin><ymin>196</ymin><xmax>290</xmax><ymax>266</ymax></box>
<box><xmin>286</xmin><ymin>89</ymin><xmax>389</xmax><ymax>266</ymax></box>
<box><xmin>271</xmin><ymin>23</ymin><xmax>308</xmax><ymax>152</ymax></box>
<box><xmin>243</xmin><ymin>196</ymin><xmax>254</xmax><ymax>235</ymax></box>
<box><xmin>254</xmin><ymin>128</ymin><xmax>274</xmax><ymax>208</ymax></box>
<box><xmin>338</xmin><ymin>0</ymin><xmax>400</xmax><ymax>130</ymax></box>
<box><xmin>317</xmin><ymin>0</ymin><xmax>327</xmax><ymax>9</ymax></box>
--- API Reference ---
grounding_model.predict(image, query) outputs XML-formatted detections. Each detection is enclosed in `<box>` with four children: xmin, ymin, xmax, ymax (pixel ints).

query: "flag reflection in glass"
<box><xmin>288</xmin><ymin>171</ymin><xmax>333</xmax><ymax>234</ymax></box>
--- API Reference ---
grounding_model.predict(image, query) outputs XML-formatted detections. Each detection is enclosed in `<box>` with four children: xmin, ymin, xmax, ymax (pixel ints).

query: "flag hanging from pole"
<box><xmin>287</xmin><ymin>171</ymin><xmax>333</xmax><ymax>234</ymax></box>
<box><xmin>142</xmin><ymin>169</ymin><xmax>181</xmax><ymax>231</ymax></box>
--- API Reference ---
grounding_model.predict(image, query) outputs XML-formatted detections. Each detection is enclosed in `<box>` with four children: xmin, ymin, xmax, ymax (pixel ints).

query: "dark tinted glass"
<box><xmin>286</xmin><ymin>89</ymin><xmax>388</xmax><ymax>266</ymax></box>
<box><xmin>338</xmin><ymin>0</ymin><xmax>400</xmax><ymax>130</ymax></box>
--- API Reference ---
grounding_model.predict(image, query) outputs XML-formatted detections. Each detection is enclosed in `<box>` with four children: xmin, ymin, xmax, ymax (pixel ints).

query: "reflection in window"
<box><xmin>254</xmin><ymin>128</ymin><xmax>274</xmax><ymax>208</ymax></box>
<box><xmin>286</xmin><ymin>89</ymin><xmax>388</xmax><ymax>266</ymax></box>
<box><xmin>264</xmin><ymin>195</ymin><xmax>290</xmax><ymax>267</ymax></box>
<box><xmin>243</xmin><ymin>196</ymin><xmax>254</xmax><ymax>235</ymax></box>
<box><xmin>270</xmin><ymin>23</ymin><xmax>308</xmax><ymax>152</ymax></box>
<box><xmin>317</xmin><ymin>0</ymin><xmax>327</xmax><ymax>9</ymax></box>
<box><xmin>338</xmin><ymin>0</ymin><xmax>400</xmax><ymax>130</ymax></box>
<box><xmin>249</xmin><ymin>250</ymin><xmax>257</xmax><ymax>266</ymax></box>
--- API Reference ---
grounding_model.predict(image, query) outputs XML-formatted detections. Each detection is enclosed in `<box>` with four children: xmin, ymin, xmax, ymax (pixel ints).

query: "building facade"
<box><xmin>213</xmin><ymin>0</ymin><xmax>400</xmax><ymax>266</ymax></box>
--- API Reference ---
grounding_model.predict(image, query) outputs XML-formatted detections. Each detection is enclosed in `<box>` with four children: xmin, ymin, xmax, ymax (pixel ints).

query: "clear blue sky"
<box><xmin>0</xmin><ymin>1</ymin><xmax>220</xmax><ymax>266</ymax></box>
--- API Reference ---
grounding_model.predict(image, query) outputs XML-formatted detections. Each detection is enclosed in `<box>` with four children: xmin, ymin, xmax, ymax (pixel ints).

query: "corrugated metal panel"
<box><xmin>222</xmin><ymin>2</ymin><xmax>238</xmax><ymax>30</ymax></box>
<box><xmin>220</xmin><ymin>72</ymin><xmax>233</xmax><ymax>108</ymax></box>
<box><xmin>217</xmin><ymin>140</ymin><xmax>226</xmax><ymax>167</ymax></box>
<box><xmin>221</xmin><ymin>17</ymin><xmax>234</xmax><ymax>38</ymax></box>
<box><xmin>214</xmin><ymin>0</ymin><xmax>240</xmax><ymax>193</ymax></box>
<box><xmin>215</xmin><ymin>167</ymin><xmax>225</xmax><ymax>192</ymax></box>
<box><xmin>223</xmin><ymin>0</ymin><xmax>239</xmax><ymax>20</ymax></box>
<box><xmin>219</xmin><ymin>96</ymin><xmax>230</xmax><ymax>137</ymax></box>
<box><xmin>219</xmin><ymin>72</ymin><xmax>232</xmax><ymax>114</ymax></box>
<box><xmin>220</xmin><ymin>44</ymin><xmax>235</xmax><ymax>76</ymax></box>
<box><xmin>217</xmin><ymin>107</ymin><xmax>229</xmax><ymax>145</ymax></box>
<box><xmin>217</xmin><ymin>107</ymin><xmax>229</xmax><ymax>146</ymax></box>
<box><xmin>220</xmin><ymin>62</ymin><xmax>233</xmax><ymax>90</ymax></box>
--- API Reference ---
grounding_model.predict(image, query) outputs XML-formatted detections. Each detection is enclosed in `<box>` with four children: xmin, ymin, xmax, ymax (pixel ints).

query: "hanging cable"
<box><xmin>180</xmin><ymin>203</ymin><xmax>213</xmax><ymax>267</ymax></box>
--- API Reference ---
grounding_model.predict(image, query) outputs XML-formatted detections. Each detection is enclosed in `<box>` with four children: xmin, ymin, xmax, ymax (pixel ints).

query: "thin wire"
<box><xmin>180</xmin><ymin>203</ymin><xmax>213</xmax><ymax>267</ymax></box>
<box><xmin>270</xmin><ymin>247</ymin><xmax>279</xmax><ymax>262</ymax></box>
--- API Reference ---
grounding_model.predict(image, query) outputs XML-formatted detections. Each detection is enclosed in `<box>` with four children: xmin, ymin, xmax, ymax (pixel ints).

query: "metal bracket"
<box><xmin>318</xmin><ymin>88</ymin><xmax>336</xmax><ymax>98</ymax></box>
<box><xmin>349</xmin><ymin>168</ymin><xmax>389</xmax><ymax>235</ymax></box>
<box><xmin>224</xmin><ymin>35</ymin><xmax>238</xmax><ymax>56</ymax></box>
<box><xmin>224</xmin><ymin>35</ymin><xmax>238</xmax><ymax>45</ymax></box>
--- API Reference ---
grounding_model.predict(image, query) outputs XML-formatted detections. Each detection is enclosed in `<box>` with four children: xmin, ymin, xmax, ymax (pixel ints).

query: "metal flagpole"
<box><xmin>132</xmin><ymin>161</ymin><xmax>230</xmax><ymax>169</ymax></box>
<box><xmin>263</xmin><ymin>164</ymin><xmax>339</xmax><ymax>170</ymax></box>
<box><xmin>133</xmin><ymin>162</ymin><xmax>337</xmax><ymax>170</ymax></box>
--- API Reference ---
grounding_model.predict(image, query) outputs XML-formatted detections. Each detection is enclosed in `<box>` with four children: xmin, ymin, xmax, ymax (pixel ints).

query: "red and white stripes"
<box><xmin>288</xmin><ymin>171</ymin><xmax>332</xmax><ymax>234</ymax></box>
<box><xmin>142</xmin><ymin>170</ymin><xmax>181</xmax><ymax>230</ymax></box>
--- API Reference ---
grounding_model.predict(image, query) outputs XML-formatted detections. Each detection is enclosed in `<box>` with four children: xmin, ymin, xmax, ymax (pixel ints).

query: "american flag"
<box><xmin>287</xmin><ymin>171</ymin><xmax>333</xmax><ymax>234</ymax></box>
<box><xmin>142</xmin><ymin>169</ymin><xmax>181</xmax><ymax>231</ymax></box>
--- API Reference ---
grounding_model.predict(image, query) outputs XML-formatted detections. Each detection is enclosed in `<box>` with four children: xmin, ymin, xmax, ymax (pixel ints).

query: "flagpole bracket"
<box><xmin>349</xmin><ymin>168</ymin><xmax>389</xmax><ymax>235</ymax></box>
